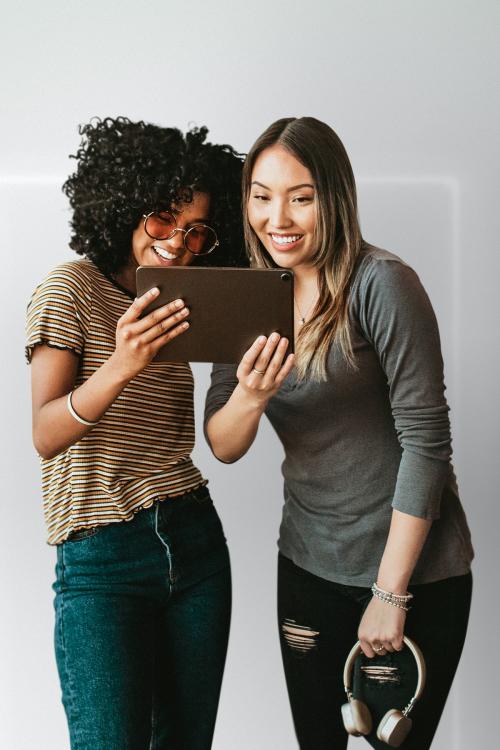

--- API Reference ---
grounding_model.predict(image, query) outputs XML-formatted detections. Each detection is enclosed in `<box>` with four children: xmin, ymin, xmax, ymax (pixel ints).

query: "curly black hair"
<box><xmin>63</xmin><ymin>117</ymin><xmax>247</xmax><ymax>275</ymax></box>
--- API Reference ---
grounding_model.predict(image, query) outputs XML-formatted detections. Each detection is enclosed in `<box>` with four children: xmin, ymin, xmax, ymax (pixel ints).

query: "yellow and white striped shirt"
<box><xmin>26</xmin><ymin>259</ymin><xmax>206</xmax><ymax>544</ymax></box>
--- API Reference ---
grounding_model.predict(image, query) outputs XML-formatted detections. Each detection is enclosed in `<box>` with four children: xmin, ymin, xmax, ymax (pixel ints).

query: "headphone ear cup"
<box><xmin>341</xmin><ymin>699</ymin><xmax>372</xmax><ymax>736</ymax></box>
<box><xmin>377</xmin><ymin>709</ymin><xmax>413</xmax><ymax>747</ymax></box>
<box><xmin>341</xmin><ymin>702</ymin><xmax>358</xmax><ymax>735</ymax></box>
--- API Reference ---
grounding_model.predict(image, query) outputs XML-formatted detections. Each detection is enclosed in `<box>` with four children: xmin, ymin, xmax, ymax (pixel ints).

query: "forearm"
<box><xmin>34</xmin><ymin>354</ymin><xmax>130</xmax><ymax>459</ymax></box>
<box><xmin>376</xmin><ymin>509</ymin><xmax>432</xmax><ymax>594</ymax></box>
<box><xmin>358</xmin><ymin>509</ymin><xmax>432</xmax><ymax>656</ymax></box>
<box><xmin>206</xmin><ymin>384</ymin><xmax>267</xmax><ymax>463</ymax></box>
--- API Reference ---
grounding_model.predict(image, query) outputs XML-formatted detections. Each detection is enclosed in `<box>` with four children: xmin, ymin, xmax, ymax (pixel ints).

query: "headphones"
<box><xmin>341</xmin><ymin>636</ymin><xmax>426</xmax><ymax>747</ymax></box>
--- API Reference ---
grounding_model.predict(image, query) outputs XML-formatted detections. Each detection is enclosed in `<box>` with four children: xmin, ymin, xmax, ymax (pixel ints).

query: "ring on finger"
<box><xmin>252</xmin><ymin>367</ymin><xmax>265</xmax><ymax>375</ymax></box>
<box><xmin>373</xmin><ymin>644</ymin><xmax>385</xmax><ymax>652</ymax></box>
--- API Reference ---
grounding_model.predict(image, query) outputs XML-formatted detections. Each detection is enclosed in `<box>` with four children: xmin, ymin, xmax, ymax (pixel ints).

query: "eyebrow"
<box><xmin>169</xmin><ymin>212</ymin><xmax>209</xmax><ymax>224</ymax></box>
<box><xmin>251</xmin><ymin>181</ymin><xmax>315</xmax><ymax>192</ymax></box>
<box><xmin>169</xmin><ymin>208</ymin><xmax>209</xmax><ymax>223</ymax></box>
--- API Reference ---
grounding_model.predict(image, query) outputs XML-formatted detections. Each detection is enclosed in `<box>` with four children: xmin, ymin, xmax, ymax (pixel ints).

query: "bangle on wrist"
<box><xmin>371</xmin><ymin>582</ymin><xmax>413</xmax><ymax>611</ymax></box>
<box><xmin>67</xmin><ymin>391</ymin><xmax>99</xmax><ymax>427</ymax></box>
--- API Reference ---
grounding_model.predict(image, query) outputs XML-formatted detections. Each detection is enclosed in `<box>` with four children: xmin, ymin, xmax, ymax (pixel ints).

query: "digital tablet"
<box><xmin>136</xmin><ymin>266</ymin><xmax>295</xmax><ymax>363</ymax></box>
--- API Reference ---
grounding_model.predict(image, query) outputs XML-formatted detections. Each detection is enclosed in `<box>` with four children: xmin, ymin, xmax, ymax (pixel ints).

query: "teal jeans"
<box><xmin>53</xmin><ymin>486</ymin><xmax>231</xmax><ymax>750</ymax></box>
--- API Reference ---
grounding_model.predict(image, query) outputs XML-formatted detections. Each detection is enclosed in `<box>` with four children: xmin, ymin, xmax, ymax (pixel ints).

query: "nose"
<box><xmin>166</xmin><ymin>227</ymin><xmax>186</xmax><ymax>252</ymax></box>
<box><xmin>269</xmin><ymin>199</ymin><xmax>292</xmax><ymax>229</ymax></box>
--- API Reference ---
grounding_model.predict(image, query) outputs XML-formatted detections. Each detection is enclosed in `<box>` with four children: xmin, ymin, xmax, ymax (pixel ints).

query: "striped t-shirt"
<box><xmin>26</xmin><ymin>259</ymin><xmax>206</xmax><ymax>545</ymax></box>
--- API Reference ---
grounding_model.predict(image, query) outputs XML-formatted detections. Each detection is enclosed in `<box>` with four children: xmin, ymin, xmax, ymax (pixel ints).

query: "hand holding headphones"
<box><xmin>341</xmin><ymin>635</ymin><xmax>426</xmax><ymax>747</ymax></box>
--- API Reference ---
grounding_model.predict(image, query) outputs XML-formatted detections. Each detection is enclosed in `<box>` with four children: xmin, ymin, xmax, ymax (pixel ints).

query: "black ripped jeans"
<box><xmin>277</xmin><ymin>553</ymin><xmax>472</xmax><ymax>750</ymax></box>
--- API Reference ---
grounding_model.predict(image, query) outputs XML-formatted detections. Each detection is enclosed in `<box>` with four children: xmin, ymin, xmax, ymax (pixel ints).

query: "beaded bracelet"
<box><xmin>371</xmin><ymin>582</ymin><xmax>413</xmax><ymax>611</ymax></box>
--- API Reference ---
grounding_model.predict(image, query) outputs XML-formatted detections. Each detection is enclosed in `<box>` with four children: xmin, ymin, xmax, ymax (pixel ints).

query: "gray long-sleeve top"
<box><xmin>204</xmin><ymin>246</ymin><xmax>474</xmax><ymax>586</ymax></box>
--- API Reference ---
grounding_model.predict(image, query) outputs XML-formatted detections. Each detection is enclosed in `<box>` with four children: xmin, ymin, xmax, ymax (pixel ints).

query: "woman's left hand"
<box><xmin>357</xmin><ymin>596</ymin><xmax>406</xmax><ymax>658</ymax></box>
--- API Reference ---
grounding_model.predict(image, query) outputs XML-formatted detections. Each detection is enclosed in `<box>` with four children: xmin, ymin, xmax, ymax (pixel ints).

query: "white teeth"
<box><xmin>271</xmin><ymin>234</ymin><xmax>302</xmax><ymax>245</ymax></box>
<box><xmin>153</xmin><ymin>246</ymin><xmax>178</xmax><ymax>260</ymax></box>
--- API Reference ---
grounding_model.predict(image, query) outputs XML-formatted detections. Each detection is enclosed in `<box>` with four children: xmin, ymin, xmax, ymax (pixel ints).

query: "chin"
<box><xmin>273</xmin><ymin>257</ymin><xmax>296</xmax><ymax>270</ymax></box>
<box><xmin>265</xmin><ymin>250</ymin><xmax>299</xmax><ymax>269</ymax></box>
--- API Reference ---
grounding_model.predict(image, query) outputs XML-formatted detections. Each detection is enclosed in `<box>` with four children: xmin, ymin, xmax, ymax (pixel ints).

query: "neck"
<box><xmin>293</xmin><ymin>264</ymin><xmax>319</xmax><ymax>295</ymax></box>
<box><xmin>114</xmin><ymin>262</ymin><xmax>137</xmax><ymax>296</ymax></box>
<box><xmin>293</xmin><ymin>266</ymin><xmax>320</xmax><ymax>327</ymax></box>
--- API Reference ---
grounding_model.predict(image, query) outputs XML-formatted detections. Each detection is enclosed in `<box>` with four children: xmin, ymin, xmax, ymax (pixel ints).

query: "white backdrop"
<box><xmin>1</xmin><ymin>2</ymin><xmax>498</xmax><ymax>748</ymax></box>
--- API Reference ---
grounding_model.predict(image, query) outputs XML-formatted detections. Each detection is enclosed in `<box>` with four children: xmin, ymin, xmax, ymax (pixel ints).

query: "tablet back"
<box><xmin>136</xmin><ymin>266</ymin><xmax>295</xmax><ymax>363</ymax></box>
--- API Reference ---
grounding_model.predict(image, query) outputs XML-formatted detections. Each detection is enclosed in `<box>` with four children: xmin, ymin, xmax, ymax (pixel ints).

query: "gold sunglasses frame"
<box><xmin>142</xmin><ymin>211</ymin><xmax>219</xmax><ymax>256</ymax></box>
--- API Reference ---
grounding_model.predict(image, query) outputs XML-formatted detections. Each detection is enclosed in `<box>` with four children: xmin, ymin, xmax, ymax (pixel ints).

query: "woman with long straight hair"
<box><xmin>204</xmin><ymin>116</ymin><xmax>474</xmax><ymax>749</ymax></box>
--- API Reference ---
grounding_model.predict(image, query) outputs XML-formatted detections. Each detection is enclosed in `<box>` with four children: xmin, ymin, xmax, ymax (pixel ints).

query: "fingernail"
<box><xmin>150</xmin><ymin>287</ymin><xmax>160</xmax><ymax>295</ymax></box>
<box><xmin>182</xmin><ymin>321</ymin><xmax>190</xmax><ymax>329</ymax></box>
<box><xmin>175</xmin><ymin>299</ymin><xmax>184</xmax><ymax>308</ymax></box>
<box><xmin>258</xmin><ymin>335</ymin><xmax>267</xmax><ymax>344</ymax></box>
<box><xmin>271</xmin><ymin>332</ymin><xmax>279</xmax><ymax>342</ymax></box>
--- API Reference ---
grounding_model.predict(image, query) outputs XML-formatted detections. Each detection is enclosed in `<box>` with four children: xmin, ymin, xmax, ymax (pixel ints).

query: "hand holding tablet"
<box><xmin>235</xmin><ymin>332</ymin><xmax>295</xmax><ymax>406</ymax></box>
<box><xmin>111</xmin><ymin>287</ymin><xmax>191</xmax><ymax>380</ymax></box>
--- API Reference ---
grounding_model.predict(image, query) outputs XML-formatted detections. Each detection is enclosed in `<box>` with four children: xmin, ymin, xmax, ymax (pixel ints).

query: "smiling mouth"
<box><xmin>152</xmin><ymin>245</ymin><xmax>180</xmax><ymax>261</ymax></box>
<box><xmin>269</xmin><ymin>233</ymin><xmax>304</xmax><ymax>247</ymax></box>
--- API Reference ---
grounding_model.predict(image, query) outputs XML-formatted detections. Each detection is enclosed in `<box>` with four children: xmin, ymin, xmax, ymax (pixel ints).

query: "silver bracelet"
<box><xmin>66</xmin><ymin>391</ymin><xmax>99</xmax><ymax>427</ymax></box>
<box><xmin>373</xmin><ymin>582</ymin><xmax>413</xmax><ymax>602</ymax></box>
<box><xmin>371</xmin><ymin>582</ymin><xmax>413</xmax><ymax>611</ymax></box>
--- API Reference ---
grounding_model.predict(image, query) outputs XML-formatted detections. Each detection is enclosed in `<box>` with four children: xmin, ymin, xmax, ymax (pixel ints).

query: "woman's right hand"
<box><xmin>236</xmin><ymin>332</ymin><xmax>295</xmax><ymax>407</ymax></box>
<box><xmin>110</xmin><ymin>287</ymin><xmax>190</xmax><ymax>381</ymax></box>
<box><xmin>205</xmin><ymin>333</ymin><xmax>294</xmax><ymax>463</ymax></box>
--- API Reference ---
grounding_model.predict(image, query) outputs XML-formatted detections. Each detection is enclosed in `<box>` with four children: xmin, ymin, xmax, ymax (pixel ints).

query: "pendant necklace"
<box><xmin>294</xmin><ymin>292</ymin><xmax>318</xmax><ymax>326</ymax></box>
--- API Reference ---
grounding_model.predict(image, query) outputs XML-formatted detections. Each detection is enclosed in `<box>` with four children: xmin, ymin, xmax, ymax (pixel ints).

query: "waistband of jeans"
<box><xmin>164</xmin><ymin>483</ymin><xmax>210</xmax><ymax>503</ymax></box>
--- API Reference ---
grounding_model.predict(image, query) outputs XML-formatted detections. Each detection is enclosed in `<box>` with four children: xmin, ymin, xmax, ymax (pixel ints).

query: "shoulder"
<box><xmin>351</xmin><ymin>244</ymin><xmax>438</xmax><ymax>346</ymax></box>
<box><xmin>29</xmin><ymin>259</ymin><xmax>100</xmax><ymax>308</ymax></box>
<box><xmin>352</xmin><ymin>243</ymin><xmax>425</xmax><ymax>307</ymax></box>
<box><xmin>37</xmin><ymin>258</ymin><xmax>99</xmax><ymax>291</ymax></box>
<box><xmin>357</xmin><ymin>243</ymin><xmax>416</xmax><ymax>285</ymax></box>
<box><xmin>26</xmin><ymin>260</ymin><xmax>99</xmax><ymax>361</ymax></box>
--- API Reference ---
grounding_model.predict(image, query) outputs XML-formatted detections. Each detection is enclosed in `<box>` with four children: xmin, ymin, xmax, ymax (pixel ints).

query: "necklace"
<box><xmin>294</xmin><ymin>292</ymin><xmax>318</xmax><ymax>325</ymax></box>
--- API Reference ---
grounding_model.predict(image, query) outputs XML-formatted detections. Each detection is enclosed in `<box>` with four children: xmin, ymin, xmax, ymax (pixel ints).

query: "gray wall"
<box><xmin>1</xmin><ymin>1</ymin><xmax>498</xmax><ymax>748</ymax></box>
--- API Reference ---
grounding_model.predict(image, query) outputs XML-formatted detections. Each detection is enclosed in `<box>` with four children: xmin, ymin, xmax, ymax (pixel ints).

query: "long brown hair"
<box><xmin>243</xmin><ymin>117</ymin><xmax>364</xmax><ymax>381</ymax></box>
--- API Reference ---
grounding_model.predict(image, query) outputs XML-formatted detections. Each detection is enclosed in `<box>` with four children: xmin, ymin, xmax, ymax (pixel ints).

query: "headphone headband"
<box><xmin>343</xmin><ymin>636</ymin><xmax>426</xmax><ymax>715</ymax></box>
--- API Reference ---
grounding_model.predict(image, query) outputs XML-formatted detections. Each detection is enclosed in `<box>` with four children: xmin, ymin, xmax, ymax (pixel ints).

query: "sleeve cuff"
<box><xmin>391</xmin><ymin>450</ymin><xmax>449</xmax><ymax>521</ymax></box>
<box><xmin>25</xmin><ymin>338</ymin><xmax>82</xmax><ymax>364</ymax></box>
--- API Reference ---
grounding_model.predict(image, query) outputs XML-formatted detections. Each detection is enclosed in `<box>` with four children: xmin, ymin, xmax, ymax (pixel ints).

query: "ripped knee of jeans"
<box><xmin>281</xmin><ymin>618</ymin><xmax>319</xmax><ymax>655</ymax></box>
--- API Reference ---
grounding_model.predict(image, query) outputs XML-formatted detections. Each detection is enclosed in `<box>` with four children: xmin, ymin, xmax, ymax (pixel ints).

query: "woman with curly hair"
<box><xmin>26</xmin><ymin>117</ymin><xmax>245</xmax><ymax>750</ymax></box>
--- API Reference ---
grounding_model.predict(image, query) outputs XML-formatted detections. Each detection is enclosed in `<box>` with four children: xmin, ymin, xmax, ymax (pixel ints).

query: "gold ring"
<box><xmin>373</xmin><ymin>645</ymin><xmax>385</xmax><ymax>652</ymax></box>
<box><xmin>252</xmin><ymin>367</ymin><xmax>265</xmax><ymax>375</ymax></box>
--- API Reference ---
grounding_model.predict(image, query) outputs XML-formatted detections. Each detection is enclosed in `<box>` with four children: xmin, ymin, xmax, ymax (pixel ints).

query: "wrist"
<box><xmin>376</xmin><ymin>574</ymin><xmax>411</xmax><ymax>597</ymax></box>
<box><xmin>106</xmin><ymin>353</ymin><xmax>135</xmax><ymax>387</ymax></box>
<box><xmin>234</xmin><ymin>383</ymin><xmax>269</xmax><ymax>414</ymax></box>
<box><xmin>371</xmin><ymin>582</ymin><xmax>413</xmax><ymax>611</ymax></box>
